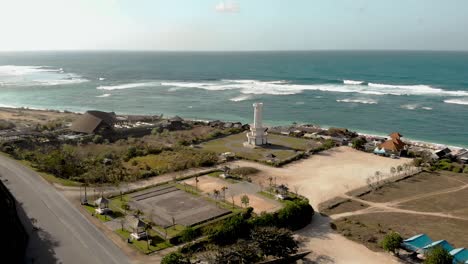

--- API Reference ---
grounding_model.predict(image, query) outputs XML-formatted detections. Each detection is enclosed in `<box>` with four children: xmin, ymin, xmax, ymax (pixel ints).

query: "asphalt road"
<box><xmin>0</xmin><ymin>155</ymin><xmax>131</xmax><ymax>264</ymax></box>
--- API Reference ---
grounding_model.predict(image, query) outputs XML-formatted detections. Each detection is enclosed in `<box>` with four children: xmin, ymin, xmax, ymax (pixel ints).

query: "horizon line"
<box><xmin>1</xmin><ymin>49</ymin><xmax>468</xmax><ymax>53</ymax></box>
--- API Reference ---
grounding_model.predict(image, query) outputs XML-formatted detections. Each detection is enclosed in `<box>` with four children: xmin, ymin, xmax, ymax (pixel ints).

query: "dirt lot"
<box><xmin>334</xmin><ymin>213</ymin><xmax>468</xmax><ymax>250</ymax></box>
<box><xmin>183</xmin><ymin>175</ymin><xmax>282</xmax><ymax>213</ymax></box>
<box><xmin>231</xmin><ymin>146</ymin><xmax>410</xmax><ymax>209</ymax></box>
<box><xmin>0</xmin><ymin>107</ymin><xmax>78</xmax><ymax>127</ymax></box>
<box><xmin>360</xmin><ymin>171</ymin><xmax>468</xmax><ymax>203</ymax></box>
<box><xmin>325</xmin><ymin>170</ymin><xmax>468</xmax><ymax>251</ymax></box>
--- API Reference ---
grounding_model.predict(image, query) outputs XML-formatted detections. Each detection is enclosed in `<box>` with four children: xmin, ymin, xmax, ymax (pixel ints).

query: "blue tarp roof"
<box><xmin>450</xmin><ymin>248</ymin><xmax>468</xmax><ymax>264</ymax></box>
<box><xmin>423</xmin><ymin>240</ymin><xmax>454</xmax><ymax>253</ymax></box>
<box><xmin>402</xmin><ymin>234</ymin><xmax>433</xmax><ymax>252</ymax></box>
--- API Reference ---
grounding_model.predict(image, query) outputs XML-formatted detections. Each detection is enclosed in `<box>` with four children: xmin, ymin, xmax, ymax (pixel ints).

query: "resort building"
<box><xmin>70</xmin><ymin>110</ymin><xmax>116</xmax><ymax>134</ymax></box>
<box><xmin>245</xmin><ymin>102</ymin><xmax>268</xmax><ymax>147</ymax></box>
<box><xmin>374</xmin><ymin>132</ymin><xmax>407</xmax><ymax>156</ymax></box>
<box><xmin>450</xmin><ymin>248</ymin><xmax>468</xmax><ymax>264</ymax></box>
<box><xmin>402</xmin><ymin>234</ymin><xmax>433</xmax><ymax>252</ymax></box>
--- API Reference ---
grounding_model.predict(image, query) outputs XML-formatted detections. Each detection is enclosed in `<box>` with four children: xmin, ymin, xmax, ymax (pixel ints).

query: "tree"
<box><xmin>381</xmin><ymin>232</ymin><xmax>403</xmax><ymax>255</ymax></box>
<box><xmin>241</xmin><ymin>194</ymin><xmax>249</xmax><ymax>208</ymax></box>
<box><xmin>397</xmin><ymin>165</ymin><xmax>403</xmax><ymax>175</ymax></box>
<box><xmin>213</xmin><ymin>189</ymin><xmax>220</xmax><ymax>203</ymax></box>
<box><xmin>135</xmin><ymin>209</ymin><xmax>144</xmax><ymax>219</ymax></box>
<box><xmin>180</xmin><ymin>227</ymin><xmax>198</xmax><ymax>243</ymax></box>
<box><xmin>221</xmin><ymin>186</ymin><xmax>228</xmax><ymax>201</ymax></box>
<box><xmin>213</xmin><ymin>240</ymin><xmax>263</xmax><ymax>264</ymax></box>
<box><xmin>352</xmin><ymin>137</ymin><xmax>366</xmax><ymax>150</ymax></box>
<box><xmin>424</xmin><ymin>246</ymin><xmax>453</xmax><ymax>264</ymax></box>
<box><xmin>161</xmin><ymin>252</ymin><xmax>190</xmax><ymax>264</ymax></box>
<box><xmin>251</xmin><ymin>227</ymin><xmax>298</xmax><ymax>258</ymax></box>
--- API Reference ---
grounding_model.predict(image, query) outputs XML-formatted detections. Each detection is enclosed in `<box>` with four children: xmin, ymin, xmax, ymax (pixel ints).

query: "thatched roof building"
<box><xmin>70</xmin><ymin>110</ymin><xmax>116</xmax><ymax>134</ymax></box>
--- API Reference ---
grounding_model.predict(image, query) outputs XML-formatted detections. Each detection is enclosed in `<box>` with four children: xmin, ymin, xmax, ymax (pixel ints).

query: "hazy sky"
<box><xmin>1</xmin><ymin>0</ymin><xmax>467</xmax><ymax>51</ymax></box>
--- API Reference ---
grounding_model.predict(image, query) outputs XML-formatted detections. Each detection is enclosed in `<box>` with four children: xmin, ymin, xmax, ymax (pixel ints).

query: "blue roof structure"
<box><xmin>402</xmin><ymin>234</ymin><xmax>433</xmax><ymax>252</ymax></box>
<box><xmin>374</xmin><ymin>147</ymin><xmax>386</xmax><ymax>154</ymax></box>
<box><xmin>450</xmin><ymin>248</ymin><xmax>468</xmax><ymax>264</ymax></box>
<box><xmin>423</xmin><ymin>240</ymin><xmax>454</xmax><ymax>253</ymax></box>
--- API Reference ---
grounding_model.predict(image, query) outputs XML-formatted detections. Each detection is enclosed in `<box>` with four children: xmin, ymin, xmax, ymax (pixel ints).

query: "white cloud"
<box><xmin>215</xmin><ymin>1</ymin><xmax>239</xmax><ymax>13</ymax></box>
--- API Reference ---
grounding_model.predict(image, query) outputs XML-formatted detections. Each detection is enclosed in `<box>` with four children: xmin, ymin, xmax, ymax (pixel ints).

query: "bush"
<box><xmin>424</xmin><ymin>246</ymin><xmax>453</xmax><ymax>264</ymax></box>
<box><xmin>180</xmin><ymin>227</ymin><xmax>200</xmax><ymax>243</ymax></box>
<box><xmin>92</xmin><ymin>135</ymin><xmax>104</xmax><ymax>144</ymax></box>
<box><xmin>251</xmin><ymin>226</ymin><xmax>298</xmax><ymax>258</ymax></box>
<box><xmin>352</xmin><ymin>137</ymin><xmax>366</xmax><ymax>150</ymax></box>
<box><xmin>161</xmin><ymin>252</ymin><xmax>190</xmax><ymax>264</ymax></box>
<box><xmin>276</xmin><ymin>199</ymin><xmax>314</xmax><ymax>230</ymax></box>
<box><xmin>209</xmin><ymin>214</ymin><xmax>251</xmax><ymax>245</ymax></box>
<box><xmin>230</xmin><ymin>167</ymin><xmax>260</xmax><ymax>177</ymax></box>
<box><xmin>452</xmin><ymin>166</ymin><xmax>462</xmax><ymax>173</ymax></box>
<box><xmin>380</xmin><ymin>232</ymin><xmax>403</xmax><ymax>254</ymax></box>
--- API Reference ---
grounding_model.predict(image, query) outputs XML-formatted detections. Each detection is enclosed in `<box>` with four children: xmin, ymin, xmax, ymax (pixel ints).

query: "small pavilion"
<box><xmin>94</xmin><ymin>196</ymin><xmax>111</xmax><ymax>215</ymax></box>
<box><xmin>126</xmin><ymin>215</ymin><xmax>147</xmax><ymax>240</ymax></box>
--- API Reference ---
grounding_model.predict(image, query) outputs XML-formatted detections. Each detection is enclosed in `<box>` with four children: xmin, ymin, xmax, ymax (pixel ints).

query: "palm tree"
<box><xmin>221</xmin><ymin>186</ymin><xmax>228</xmax><ymax>201</ymax></box>
<box><xmin>397</xmin><ymin>165</ymin><xmax>403</xmax><ymax>175</ymax></box>
<box><xmin>195</xmin><ymin>176</ymin><xmax>199</xmax><ymax>191</ymax></box>
<box><xmin>241</xmin><ymin>194</ymin><xmax>249</xmax><ymax>208</ymax></box>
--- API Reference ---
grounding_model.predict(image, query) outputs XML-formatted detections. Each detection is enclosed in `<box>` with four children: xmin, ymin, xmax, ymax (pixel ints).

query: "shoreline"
<box><xmin>1</xmin><ymin>105</ymin><xmax>465</xmax><ymax>150</ymax></box>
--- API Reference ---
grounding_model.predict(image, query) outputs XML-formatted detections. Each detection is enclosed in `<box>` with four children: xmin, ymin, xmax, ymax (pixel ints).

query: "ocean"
<box><xmin>0</xmin><ymin>51</ymin><xmax>467</xmax><ymax>147</ymax></box>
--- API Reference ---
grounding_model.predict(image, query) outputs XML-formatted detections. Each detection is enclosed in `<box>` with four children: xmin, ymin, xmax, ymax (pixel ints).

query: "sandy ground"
<box><xmin>184</xmin><ymin>175</ymin><xmax>281</xmax><ymax>213</ymax></box>
<box><xmin>0</xmin><ymin>107</ymin><xmax>78</xmax><ymax>127</ymax></box>
<box><xmin>231</xmin><ymin>146</ymin><xmax>410</xmax><ymax>209</ymax></box>
<box><xmin>230</xmin><ymin>146</ymin><xmax>410</xmax><ymax>264</ymax></box>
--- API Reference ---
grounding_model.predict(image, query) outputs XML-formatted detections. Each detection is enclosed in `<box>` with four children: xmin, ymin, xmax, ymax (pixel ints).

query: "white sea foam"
<box><xmin>400</xmin><ymin>104</ymin><xmax>419</xmax><ymax>110</ymax></box>
<box><xmin>229</xmin><ymin>95</ymin><xmax>252</xmax><ymax>102</ymax></box>
<box><xmin>97</xmin><ymin>82</ymin><xmax>160</xmax><ymax>90</ymax></box>
<box><xmin>96</xmin><ymin>93</ymin><xmax>111</xmax><ymax>98</ymax></box>
<box><xmin>295</xmin><ymin>101</ymin><xmax>305</xmax><ymax>105</ymax></box>
<box><xmin>0</xmin><ymin>65</ymin><xmax>88</xmax><ymax>86</ymax></box>
<box><xmin>336</xmin><ymin>98</ymin><xmax>378</xmax><ymax>105</ymax></box>
<box><xmin>421</xmin><ymin>107</ymin><xmax>433</xmax><ymax>110</ymax></box>
<box><xmin>444</xmin><ymin>98</ymin><xmax>468</xmax><ymax>105</ymax></box>
<box><xmin>97</xmin><ymin>79</ymin><xmax>468</xmax><ymax>97</ymax></box>
<box><xmin>343</xmin><ymin>80</ymin><xmax>365</xmax><ymax>85</ymax></box>
<box><xmin>98</xmin><ymin>77</ymin><xmax>106</xmax><ymax>81</ymax></box>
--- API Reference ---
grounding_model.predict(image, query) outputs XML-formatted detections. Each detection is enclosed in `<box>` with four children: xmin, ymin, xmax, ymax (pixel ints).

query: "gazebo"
<box><xmin>94</xmin><ymin>197</ymin><xmax>111</xmax><ymax>215</ymax></box>
<box><xmin>126</xmin><ymin>216</ymin><xmax>147</xmax><ymax>240</ymax></box>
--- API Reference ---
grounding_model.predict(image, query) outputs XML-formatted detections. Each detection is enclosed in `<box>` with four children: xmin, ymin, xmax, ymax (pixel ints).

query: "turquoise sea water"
<box><xmin>0</xmin><ymin>51</ymin><xmax>467</xmax><ymax>147</ymax></box>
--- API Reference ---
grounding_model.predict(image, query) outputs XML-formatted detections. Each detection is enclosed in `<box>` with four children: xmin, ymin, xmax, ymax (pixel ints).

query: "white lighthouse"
<box><xmin>245</xmin><ymin>102</ymin><xmax>268</xmax><ymax>147</ymax></box>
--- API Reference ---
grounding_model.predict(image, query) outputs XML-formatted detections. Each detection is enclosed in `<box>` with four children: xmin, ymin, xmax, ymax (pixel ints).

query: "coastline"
<box><xmin>0</xmin><ymin>105</ymin><xmax>465</xmax><ymax>150</ymax></box>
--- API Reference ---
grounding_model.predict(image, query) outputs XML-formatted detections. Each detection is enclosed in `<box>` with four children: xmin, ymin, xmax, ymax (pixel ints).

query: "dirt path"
<box><xmin>330</xmin><ymin>182</ymin><xmax>468</xmax><ymax>221</ymax></box>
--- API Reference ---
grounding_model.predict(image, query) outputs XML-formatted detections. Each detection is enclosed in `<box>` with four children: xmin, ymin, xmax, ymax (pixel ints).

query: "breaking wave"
<box><xmin>229</xmin><ymin>95</ymin><xmax>252</xmax><ymax>102</ymax></box>
<box><xmin>96</xmin><ymin>93</ymin><xmax>111</xmax><ymax>98</ymax></box>
<box><xmin>444</xmin><ymin>98</ymin><xmax>468</xmax><ymax>105</ymax></box>
<box><xmin>97</xmin><ymin>82</ymin><xmax>160</xmax><ymax>90</ymax></box>
<box><xmin>0</xmin><ymin>65</ymin><xmax>88</xmax><ymax>86</ymax></box>
<box><xmin>343</xmin><ymin>80</ymin><xmax>366</xmax><ymax>85</ymax></box>
<box><xmin>336</xmin><ymin>98</ymin><xmax>378</xmax><ymax>105</ymax></box>
<box><xmin>160</xmin><ymin>79</ymin><xmax>468</xmax><ymax>97</ymax></box>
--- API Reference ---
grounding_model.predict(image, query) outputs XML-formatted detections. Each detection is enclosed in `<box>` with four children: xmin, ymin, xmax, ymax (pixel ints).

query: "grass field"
<box><xmin>115</xmin><ymin>228</ymin><xmax>171</xmax><ymax>254</ymax></box>
<box><xmin>327</xmin><ymin>170</ymin><xmax>468</xmax><ymax>251</ymax></box>
<box><xmin>201</xmin><ymin>133</ymin><xmax>318</xmax><ymax>162</ymax></box>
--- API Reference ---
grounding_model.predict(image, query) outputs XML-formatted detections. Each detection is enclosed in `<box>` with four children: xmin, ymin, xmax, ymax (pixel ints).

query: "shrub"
<box><xmin>230</xmin><ymin>167</ymin><xmax>260</xmax><ymax>177</ymax></box>
<box><xmin>92</xmin><ymin>135</ymin><xmax>104</xmax><ymax>144</ymax></box>
<box><xmin>380</xmin><ymin>232</ymin><xmax>403</xmax><ymax>254</ymax></box>
<box><xmin>251</xmin><ymin>226</ymin><xmax>298</xmax><ymax>258</ymax></box>
<box><xmin>161</xmin><ymin>252</ymin><xmax>190</xmax><ymax>264</ymax></box>
<box><xmin>452</xmin><ymin>166</ymin><xmax>462</xmax><ymax>173</ymax></box>
<box><xmin>424</xmin><ymin>246</ymin><xmax>453</xmax><ymax>264</ymax></box>
<box><xmin>352</xmin><ymin>137</ymin><xmax>366</xmax><ymax>150</ymax></box>
<box><xmin>180</xmin><ymin>227</ymin><xmax>200</xmax><ymax>243</ymax></box>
